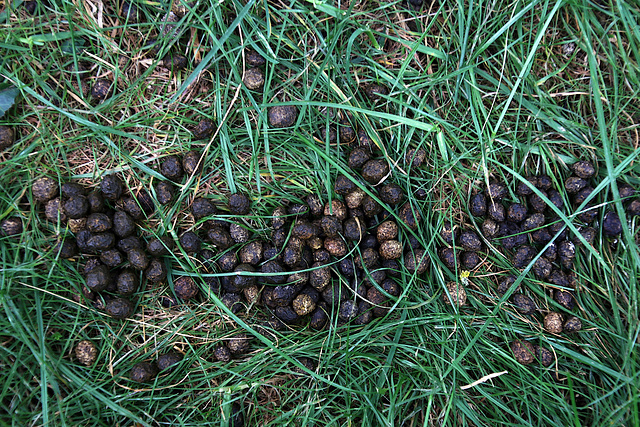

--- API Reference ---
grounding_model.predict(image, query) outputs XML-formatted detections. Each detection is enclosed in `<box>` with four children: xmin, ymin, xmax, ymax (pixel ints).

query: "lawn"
<box><xmin>1</xmin><ymin>0</ymin><xmax>639</xmax><ymax>425</ymax></box>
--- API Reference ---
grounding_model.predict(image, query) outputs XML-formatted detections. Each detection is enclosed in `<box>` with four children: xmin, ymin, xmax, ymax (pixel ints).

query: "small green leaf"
<box><xmin>311</xmin><ymin>0</ymin><xmax>346</xmax><ymax>18</ymax></box>
<box><xmin>61</xmin><ymin>37</ymin><xmax>86</xmax><ymax>55</ymax></box>
<box><xmin>19</xmin><ymin>31</ymin><xmax>75</xmax><ymax>47</ymax></box>
<box><xmin>0</xmin><ymin>85</ymin><xmax>19</xmax><ymax>118</ymax></box>
<box><xmin>0</xmin><ymin>0</ymin><xmax>24</xmax><ymax>22</ymax></box>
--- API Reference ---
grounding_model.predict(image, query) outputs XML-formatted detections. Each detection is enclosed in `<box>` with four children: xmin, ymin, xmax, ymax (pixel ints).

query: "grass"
<box><xmin>1</xmin><ymin>0</ymin><xmax>639</xmax><ymax>425</ymax></box>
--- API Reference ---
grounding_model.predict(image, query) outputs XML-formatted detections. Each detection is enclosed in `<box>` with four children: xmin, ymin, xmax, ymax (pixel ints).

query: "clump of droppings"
<box><xmin>497</xmin><ymin>275</ymin><xmax>517</xmax><ymax>295</ymax></box>
<box><xmin>75</xmin><ymin>340</ymin><xmax>98</xmax><ymax>366</ymax></box>
<box><xmin>379</xmin><ymin>240</ymin><xmax>402</xmax><ymax>260</ymax></box>
<box><xmin>379</xmin><ymin>183</ymin><xmax>404</xmax><ymax>205</ymax></box>
<box><xmin>602</xmin><ymin>211</ymin><xmax>622</xmax><ymax>237</ymax></box>
<box><xmin>179</xmin><ymin>231</ymin><xmax>201</xmax><ymax>253</ymax></box>
<box><xmin>116</xmin><ymin>269</ymin><xmax>138</xmax><ymax>295</ymax></box>
<box><xmin>460</xmin><ymin>251</ymin><xmax>481</xmax><ymax>270</ymax></box>
<box><xmin>174</xmin><ymin>276</ymin><xmax>199</xmax><ymax>300</ymax></box>
<box><xmin>146</xmin><ymin>258</ymin><xmax>167</xmax><ymax>283</ymax></box>
<box><xmin>245</xmin><ymin>48</ymin><xmax>266</xmax><ymax>67</ymax></box>
<box><xmin>182</xmin><ymin>151</ymin><xmax>203</xmax><ymax>176</ymax></box>
<box><xmin>459</xmin><ymin>230</ymin><xmax>482</xmax><ymax>251</ymax></box>
<box><xmin>105</xmin><ymin>297</ymin><xmax>135</xmax><ymax>319</ymax></box>
<box><xmin>157</xmin><ymin>352</ymin><xmax>183</xmax><ymax>372</ymax></box>
<box><xmin>128</xmin><ymin>247</ymin><xmax>149</xmax><ymax>271</ymax></box>
<box><xmin>268</xmin><ymin>105</ymin><xmax>298</xmax><ymax>128</ymax></box>
<box><xmin>487</xmin><ymin>182</ymin><xmax>507</xmax><ymax>201</ymax></box>
<box><xmin>339</xmin><ymin>300</ymin><xmax>358</xmax><ymax>321</ymax></box>
<box><xmin>91</xmin><ymin>78</ymin><xmax>112</xmax><ymax>101</ymax></box>
<box><xmin>363</xmin><ymin>83</ymin><xmax>389</xmax><ymax>101</ymax></box>
<box><xmin>404</xmin><ymin>249</ymin><xmax>429</xmax><ymax>274</ymax></box>
<box><xmin>469</xmin><ymin>193</ymin><xmax>487</xmax><ymax>217</ymax></box>
<box><xmin>544</xmin><ymin>312</ymin><xmax>563</xmax><ymax>334</ymax></box>
<box><xmin>160</xmin><ymin>54</ymin><xmax>188</xmax><ymax>70</ymax></box>
<box><xmin>120</xmin><ymin>1</ymin><xmax>140</xmax><ymax>22</ymax></box>
<box><xmin>86</xmin><ymin>264</ymin><xmax>110</xmax><ymax>292</ymax></box>
<box><xmin>511</xmin><ymin>293</ymin><xmax>536</xmax><ymax>315</ymax></box>
<box><xmin>227</xmin><ymin>334</ymin><xmax>251</xmax><ymax>355</ymax></box>
<box><xmin>63</xmin><ymin>195</ymin><xmax>89</xmax><ymax>219</ymax></box>
<box><xmin>361</xmin><ymin>160</ymin><xmax>389</xmax><ymax>184</ymax></box>
<box><xmin>572</xmin><ymin>160</ymin><xmax>595</xmax><ymax>179</ymax></box>
<box><xmin>554</xmin><ymin>289</ymin><xmax>575</xmax><ymax>310</ymax></box>
<box><xmin>154</xmin><ymin>182</ymin><xmax>175</xmax><ymax>205</ymax></box>
<box><xmin>243</xmin><ymin>68</ymin><xmax>265</xmax><ymax>90</ymax></box>
<box><xmin>192</xmin><ymin>119</ymin><xmax>215</xmax><ymax>140</ymax></box>
<box><xmin>33</xmin><ymin>177</ymin><xmax>59</xmax><ymax>203</ymax></box>
<box><xmin>213</xmin><ymin>344</ymin><xmax>231</xmax><ymax>362</ymax></box>
<box><xmin>1</xmin><ymin>217</ymin><xmax>23</xmax><ymax>236</ymax></box>
<box><xmin>535</xmin><ymin>345</ymin><xmax>554</xmax><ymax>367</ymax></box>
<box><xmin>0</xmin><ymin>126</ymin><xmax>15</xmax><ymax>150</ymax></box>
<box><xmin>229</xmin><ymin>193</ymin><xmax>251</xmax><ymax>215</ymax></box>
<box><xmin>510</xmin><ymin>340</ymin><xmax>535</xmax><ymax>365</ymax></box>
<box><xmin>191</xmin><ymin>197</ymin><xmax>217</xmax><ymax>220</ymax></box>
<box><xmin>398</xmin><ymin>202</ymin><xmax>422</xmax><ymax>230</ymax></box>
<box><xmin>443</xmin><ymin>282</ymin><xmax>467</xmax><ymax>307</ymax></box>
<box><xmin>405</xmin><ymin>148</ymin><xmax>426</xmax><ymax>168</ymax></box>
<box><xmin>130</xmin><ymin>361</ymin><xmax>158</xmax><ymax>382</ymax></box>
<box><xmin>507</xmin><ymin>203</ymin><xmax>527</xmax><ymax>223</ymax></box>
<box><xmin>348</xmin><ymin>147</ymin><xmax>371</xmax><ymax>169</ymax></box>
<box><xmin>292</xmin><ymin>293</ymin><xmax>316</xmax><ymax>316</ymax></box>
<box><xmin>563</xmin><ymin>316</ymin><xmax>582</xmax><ymax>333</ymax></box>
<box><xmin>147</xmin><ymin>236</ymin><xmax>174</xmax><ymax>257</ymax></box>
<box><xmin>160</xmin><ymin>155</ymin><xmax>183</xmax><ymax>181</ymax></box>
<box><xmin>100</xmin><ymin>175</ymin><xmax>123</xmax><ymax>201</ymax></box>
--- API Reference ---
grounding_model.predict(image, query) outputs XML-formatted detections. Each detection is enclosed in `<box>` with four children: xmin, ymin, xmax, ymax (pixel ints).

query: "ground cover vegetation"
<box><xmin>1</xmin><ymin>0</ymin><xmax>639</xmax><ymax>425</ymax></box>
